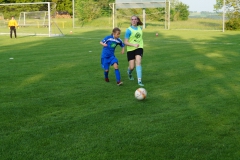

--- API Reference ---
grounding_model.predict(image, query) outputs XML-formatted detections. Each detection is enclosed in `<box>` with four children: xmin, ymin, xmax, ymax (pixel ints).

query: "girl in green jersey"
<box><xmin>124</xmin><ymin>15</ymin><xmax>144</xmax><ymax>86</ymax></box>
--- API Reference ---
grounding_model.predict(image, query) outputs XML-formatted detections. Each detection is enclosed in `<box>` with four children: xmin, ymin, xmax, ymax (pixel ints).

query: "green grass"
<box><xmin>71</xmin><ymin>17</ymin><xmax>224</xmax><ymax>30</ymax></box>
<box><xmin>0</xmin><ymin>17</ymin><xmax>225</xmax><ymax>36</ymax></box>
<box><xmin>170</xmin><ymin>18</ymin><xmax>223</xmax><ymax>30</ymax></box>
<box><xmin>1</xmin><ymin>28</ymin><xmax>240</xmax><ymax>160</ymax></box>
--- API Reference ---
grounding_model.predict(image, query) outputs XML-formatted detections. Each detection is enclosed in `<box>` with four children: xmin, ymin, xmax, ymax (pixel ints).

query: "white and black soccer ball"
<box><xmin>134</xmin><ymin>88</ymin><xmax>147</xmax><ymax>100</ymax></box>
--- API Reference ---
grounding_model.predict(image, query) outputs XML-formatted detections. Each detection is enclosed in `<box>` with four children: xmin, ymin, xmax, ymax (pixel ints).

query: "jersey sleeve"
<box><xmin>124</xmin><ymin>29</ymin><xmax>131</xmax><ymax>39</ymax></box>
<box><xmin>118</xmin><ymin>38</ymin><xmax>125</xmax><ymax>47</ymax></box>
<box><xmin>101</xmin><ymin>35</ymin><xmax>109</xmax><ymax>44</ymax></box>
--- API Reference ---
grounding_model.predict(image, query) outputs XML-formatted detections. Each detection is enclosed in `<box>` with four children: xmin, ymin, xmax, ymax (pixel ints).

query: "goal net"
<box><xmin>0</xmin><ymin>2</ymin><xmax>63</xmax><ymax>37</ymax></box>
<box><xmin>18</xmin><ymin>11</ymin><xmax>48</xmax><ymax>27</ymax></box>
<box><xmin>113</xmin><ymin>0</ymin><xmax>170</xmax><ymax>29</ymax></box>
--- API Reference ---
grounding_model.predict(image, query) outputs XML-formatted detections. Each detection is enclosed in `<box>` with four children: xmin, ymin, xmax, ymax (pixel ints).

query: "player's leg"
<box><xmin>101</xmin><ymin>58</ymin><xmax>110</xmax><ymax>82</ymax></box>
<box><xmin>135</xmin><ymin>48</ymin><xmax>144</xmax><ymax>86</ymax></box>
<box><xmin>104</xmin><ymin>69</ymin><xmax>110</xmax><ymax>82</ymax></box>
<box><xmin>13</xmin><ymin>27</ymin><xmax>17</xmax><ymax>38</ymax></box>
<box><xmin>10</xmin><ymin>27</ymin><xmax>13</xmax><ymax>38</ymax></box>
<box><xmin>127</xmin><ymin>51</ymin><xmax>135</xmax><ymax>80</ymax></box>
<box><xmin>111</xmin><ymin>58</ymin><xmax>122</xmax><ymax>85</ymax></box>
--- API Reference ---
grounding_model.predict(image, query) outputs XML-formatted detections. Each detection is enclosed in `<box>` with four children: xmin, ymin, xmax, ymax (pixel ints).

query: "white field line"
<box><xmin>60</xmin><ymin>36</ymin><xmax>239</xmax><ymax>45</ymax></box>
<box><xmin>0</xmin><ymin>34</ymin><xmax>238</xmax><ymax>45</ymax></box>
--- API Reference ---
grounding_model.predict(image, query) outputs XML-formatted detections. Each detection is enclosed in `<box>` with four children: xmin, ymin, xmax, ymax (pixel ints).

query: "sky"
<box><xmin>180</xmin><ymin>0</ymin><xmax>216</xmax><ymax>12</ymax></box>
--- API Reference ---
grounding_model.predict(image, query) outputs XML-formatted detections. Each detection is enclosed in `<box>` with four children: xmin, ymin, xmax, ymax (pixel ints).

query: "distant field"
<box><xmin>0</xmin><ymin>17</ymin><xmax>224</xmax><ymax>36</ymax></box>
<box><xmin>170</xmin><ymin>18</ymin><xmax>223</xmax><ymax>30</ymax></box>
<box><xmin>72</xmin><ymin>17</ymin><xmax>224</xmax><ymax>30</ymax></box>
<box><xmin>1</xmin><ymin>28</ymin><xmax>240</xmax><ymax>159</ymax></box>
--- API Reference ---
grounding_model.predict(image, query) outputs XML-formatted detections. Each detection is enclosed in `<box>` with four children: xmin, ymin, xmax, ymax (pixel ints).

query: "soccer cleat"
<box><xmin>138</xmin><ymin>82</ymin><xmax>144</xmax><ymax>86</ymax></box>
<box><xmin>105</xmin><ymin>78</ymin><xmax>109</xmax><ymax>82</ymax></box>
<box><xmin>127</xmin><ymin>71</ymin><xmax>134</xmax><ymax>80</ymax></box>
<box><xmin>117</xmin><ymin>81</ymin><xmax>123</xmax><ymax>86</ymax></box>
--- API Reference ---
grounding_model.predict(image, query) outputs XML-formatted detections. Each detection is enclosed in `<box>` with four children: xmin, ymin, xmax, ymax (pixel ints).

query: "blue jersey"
<box><xmin>101</xmin><ymin>35</ymin><xmax>125</xmax><ymax>58</ymax></box>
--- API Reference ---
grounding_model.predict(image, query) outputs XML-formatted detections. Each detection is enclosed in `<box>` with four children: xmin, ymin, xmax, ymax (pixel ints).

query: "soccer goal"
<box><xmin>0</xmin><ymin>2</ymin><xmax>63</xmax><ymax>37</ymax></box>
<box><xmin>111</xmin><ymin>0</ymin><xmax>170</xmax><ymax>29</ymax></box>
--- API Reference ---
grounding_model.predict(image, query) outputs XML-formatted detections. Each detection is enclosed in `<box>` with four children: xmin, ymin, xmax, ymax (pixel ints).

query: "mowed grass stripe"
<box><xmin>0</xmin><ymin>29</ymin><xmax>240</xmax><ymax>159</ymax></box>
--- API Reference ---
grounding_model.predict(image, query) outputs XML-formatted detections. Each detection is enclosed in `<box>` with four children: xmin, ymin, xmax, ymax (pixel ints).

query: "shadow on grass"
<box><xmin>1</xmin><ymin>28</ymin><xmax>240</xmax><ymax>159</ymax></box>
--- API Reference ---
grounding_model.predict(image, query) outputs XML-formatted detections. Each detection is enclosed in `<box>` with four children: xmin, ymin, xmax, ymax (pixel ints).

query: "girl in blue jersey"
<box><xmin>124</xmin><ymin>15</ymin><xmax>144</xmax><ymax>86</ymax></box>
<box><xmin>100</xmin><ymin>27</ymin><xmax>125</xmax><ymax>86</ymax></box>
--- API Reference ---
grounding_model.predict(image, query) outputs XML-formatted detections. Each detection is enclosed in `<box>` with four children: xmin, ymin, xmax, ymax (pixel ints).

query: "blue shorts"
<box><xmin>101</xmin><ymin>56</ymin><xmax>118</xmax><ymax>70</ymax></box>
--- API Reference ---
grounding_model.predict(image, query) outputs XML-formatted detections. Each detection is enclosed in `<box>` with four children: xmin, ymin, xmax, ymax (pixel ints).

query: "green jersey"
<box><xmin>126</xmin><ymin>26</ymin><xmax>143</xmax><ymax>52</ymax></box>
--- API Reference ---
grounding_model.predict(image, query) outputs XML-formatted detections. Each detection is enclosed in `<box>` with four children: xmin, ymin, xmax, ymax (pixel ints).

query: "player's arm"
<box><xmin>124</xmin><ymin>29</ymin><xmax>139</xmax><ymax>48</ymax></box>
<box><xmin>100</xmin><ymin>41</ymin><xmax>107</xmax><ymax>47</ymax></box>
<box><xmin>121</xmin><ymin>47</ymin><xmax>125</xmax><ymax>54</ymax></box>
<box><xmin>124</xmin><ymin>39</ymin><xmax>139</xmax><ymax>48</ymax></box>
<box><xmin>119</xmin><ymin>39</ymin><xmax>125</xmax><ymax>54</ymax></box>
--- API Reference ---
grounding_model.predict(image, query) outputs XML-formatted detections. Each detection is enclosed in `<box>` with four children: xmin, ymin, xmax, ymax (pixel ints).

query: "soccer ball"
<box><xmin>134</xmin><ymin>88</ymin><xmax>147</xmax><ymax>100</ymax></box>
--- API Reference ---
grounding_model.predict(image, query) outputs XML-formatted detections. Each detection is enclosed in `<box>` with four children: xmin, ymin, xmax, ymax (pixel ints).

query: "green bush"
<box><xmin>225</xmin><ymin>18</ymin><xmax>240</xmax><ymax>30</ymax></box>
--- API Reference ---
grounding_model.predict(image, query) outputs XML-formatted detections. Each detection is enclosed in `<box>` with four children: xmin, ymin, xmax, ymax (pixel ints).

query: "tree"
<box><xmin>0</xmin><ymin>0</ymin><xmax>74</xmax><ymax>19</ymax></box>
<box><xmin>215</xmin><ymin>0</ymin><xmax>240</xmax><ymax>13</ymax></box>
<box><xmin>0</xmin><ymin>0</ymin><xmax>44</xmax><ymax>18</ymax></box>
<box><xmin>170</xmin><ymin>0</ymin><xmax>180</xmax><ymax>8</ymax></box>
<box><xmin>54</xmin><ymin>0</ymin><xmax>72</xmax><ymax>15</ymax></box>
<box><xmin>173</xmin><ymin>2</ymin><xmax>189</xmax><ymax>21</ymax></box>
<box><xmin>76</xmin><ymin>0</ymin><xmax>101</xmax><ymax>25</ymax></box>
<box><xmin>215</xmin><ymin>0</ymin><xmax>240</xmax><ymax>30</ymax></box>
<box><xmin>75</xmin><ymin>0</ymin><xmax>114</xmax><ymax>25</ymax></box>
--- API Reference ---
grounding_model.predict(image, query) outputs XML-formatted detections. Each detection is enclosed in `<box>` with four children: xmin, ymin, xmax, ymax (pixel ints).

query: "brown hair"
<box><xmin>132</xmin><ymin>16</ymin><xmax>143</xmax><ymax>26</ymax></box>
<box><xmin>137</xmin><ymin>17</ymin><xmax>143</xmax><ymax>26</ymax></box>
<box><xmin>112</xmin><ymin>27</ymin><xmax>121</xmax><ymax>34</ymax></box>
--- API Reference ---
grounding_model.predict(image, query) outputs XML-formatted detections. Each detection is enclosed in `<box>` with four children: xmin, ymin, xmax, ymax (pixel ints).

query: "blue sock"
<box><xmin>104</xmin><ymin>71</ymin><xmax>108</xmax><ymax>79</ymax></box>
<box><xmin>136</xmin><ymin>65</ymin><xmax>142</xmax><ymax>82</ymax></box>
<box><xmin>115</xmin><ymin>69</ymin><xmax>121</xmax><ymax>82</ymax></box>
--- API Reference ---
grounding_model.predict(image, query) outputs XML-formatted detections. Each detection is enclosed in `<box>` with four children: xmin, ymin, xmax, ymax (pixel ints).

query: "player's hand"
<box><xmin>103</xmin><ymin>44</ymin><xmax>107</xmax><ymax>47</ymax></box>
<box><xmin>134</xmin><ymin>44</ymin><xmax>139</xmax><ymax>48</ymax></box>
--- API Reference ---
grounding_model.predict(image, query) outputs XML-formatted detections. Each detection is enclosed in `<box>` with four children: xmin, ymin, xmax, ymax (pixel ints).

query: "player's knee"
<box><xmin>135</xmin><ymin>62</ymin><xmax>141</xmax><ymax>66</ymax></box>
<box><xmin>113</xmin><ymin>63</ymin><xmax>118</xmax><ymax>69</ymax></box>
<box><xmin>129</xmin><ymin>65</ymin><xmax>135</xmax><ymax>70</ymax></box>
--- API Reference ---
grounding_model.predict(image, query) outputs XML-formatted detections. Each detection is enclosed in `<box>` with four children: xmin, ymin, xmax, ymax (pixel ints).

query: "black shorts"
<box><xmin>127</xmin><ymin>48</ymin><xmax>143</xmax><ymax>61</ymax></box>
<box><xmin>10</xmin><ymin>26</ymin><xmax>16</xmax><ymax>30</ymax></box>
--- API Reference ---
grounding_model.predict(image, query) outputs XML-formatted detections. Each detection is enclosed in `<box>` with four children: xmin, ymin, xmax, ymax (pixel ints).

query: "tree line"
<box><xmin>214</xmin><ymin>0</ymin><xmax>240</xmax><ymax>30</ymax></box>
<box><xmin>76</xmin><ymin>0</ymin><xmax>189</xmax><ymax>26</ymax></box>
<box><xmin>1</xmin><ymin>0</ymin><xmax>239</xmax><ymax>30</ymax></box>
<box><xmin>0</xmin><ymin>0</ymin><xmax>189</xmax><ymax>21</ymax></box>
<box><xmin>0</xmin><ymin>0</ymin><xmax>72</xmax><ymax>13</ymax></box>
<box><xmin>0</xmin><ymin>0</ymin><xmax>72</xmax><ymax>18</ymax></box>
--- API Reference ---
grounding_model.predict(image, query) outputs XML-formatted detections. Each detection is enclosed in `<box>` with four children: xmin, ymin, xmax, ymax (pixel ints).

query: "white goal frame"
<box><xmin>111</xmin><ymin>0</ymin><xmax>170</xmax><ymax>29</ymax></box>
<box><xmin>0</xmin><ymin>2</ymin><xmax>63</xmax><ymax>37</ymax></box>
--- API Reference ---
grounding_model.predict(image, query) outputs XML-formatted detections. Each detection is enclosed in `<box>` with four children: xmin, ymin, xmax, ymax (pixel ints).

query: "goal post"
<box><xmin>112</xmin><ymin>0</ymin><xmax>170</xmax><ymax>29</ymax></box>
<box><xmin>0</xmin><ymin>2</ymin><xmax>63</xmax><ymax>37</ymax></box>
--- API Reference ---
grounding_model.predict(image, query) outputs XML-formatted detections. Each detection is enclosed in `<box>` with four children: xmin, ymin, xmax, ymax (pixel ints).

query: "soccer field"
<box><xmin>1</xmin><ymin>28</ymin><xmax>240</xmax><ymax>159</ymax></box>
